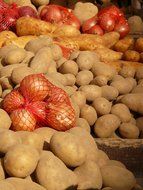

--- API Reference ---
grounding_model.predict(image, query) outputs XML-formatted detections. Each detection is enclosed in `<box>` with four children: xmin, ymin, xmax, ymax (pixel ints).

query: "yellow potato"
<box><xmin>97</xmin><ymin>150</ymin><xmax>109</xmax><ymax>168</ymax></box>
<box><xmin>102</xmin><ymin>31</ymin><xmax>120</xmax><ymax>48</ymax></box>
<box><xmin>105</xmin><ymin>160</ymin><xmax>126</xmax><ymax>169</ymax></box>
<box><xmin>0</xmin><ymin>31</ymin><xmax>17</xmax><ymax>48</ymax></box>
<box><xmin>0</xmin><ymin>180</ymin><xmax>16</xmax><ymax>190</ymax></box>
<box><xmin>53</xmin><ymin>25</ymin><xmax>80</xmax><ymax>37</ymax></box>
<box><xmin>136</xmin><ymin>66</ymin><xmax>143</xmax><ymax>80</ymax></box>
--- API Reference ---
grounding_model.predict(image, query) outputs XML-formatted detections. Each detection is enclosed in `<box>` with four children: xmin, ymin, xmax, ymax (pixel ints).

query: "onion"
<box><xmin>87</xmin><ymin>25</ymin><xmax>104</xmax><ymax>35</ymax></box>
<box><xmin>99</xmin><ymin>13</ymin><xmax>115</xmax><ymax>32</ymax></box>
<box><xmin>18</xmin><ymin>6</ymin><xmax>38</xmax><ymax>18</ymax></box>
<box><xmin>82</xmin><ymin>16</ymin><xmax>98</xmax><ymax>33</ymax></box>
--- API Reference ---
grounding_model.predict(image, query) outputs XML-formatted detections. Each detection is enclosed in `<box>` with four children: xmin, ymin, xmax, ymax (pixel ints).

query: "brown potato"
<box><xmin>0</xmin><ymin>159</ymin><xmax>5</xmax><ymax>180</ymax></box>
<box><xmin>101</xmin><ymin>85</ymin><xmax>119</xmax><ymax>101</ymax></box>
<box><xmin>97</xmin><ymin>150</ymin><xmax>109</xmax><ymax>168</ymax></box>
<box><xmin>132</xmin><ymin>85</ymin><xmax>143</xmax><ymax>93</ymax></box>
<box><xmin>135</xmin><ymin>37</ymin><xmax>143</xmax><ymax>52</ymax></box>
<box><xmin>91</xmin><ymin>75</ymin><xmax>108</xmax><ymax>86</ymax></box>
<box><xmin>64</xmin><ymin>74</ymin><xmax>76</xmax><ymax>86</ymax></box>
<box><xmin>70</xmin><ymin>99</ymin><xmax>80</xmax><ymax>119</ymax></box>
<box><xmin>0</xmin><ymin>84</ymin><xmax>2</xmax><ymax>97</ymax></box>
<box><xmin>79</xmin><ymin>85</ymin><xmax>102</xmax><ymax>102</ymax></box>
<box><xmin>77</xmin><ymin>118</ymin><xmax>90</xmax><ymax>132</ymax></box>
<box><xmin>0</xmin><ymin>109</ymin><xmax>11</xmax><ymax>129</ymax></box>
<box><xmin>92</xmin><ymin>97</ymin><xmax>112</xmax><ymax>116</ymax></box>
<box><xmin>47</xmin><ymin>72</ymin><xmax>67</xmax><ymax>86</ymax></box>
<box><xmin>119</xmin><ymin>66</ymin><xmax>136</xmax><ymax>78</ymax></box>
<box><xmin>59</xmin><ymin>60</ymin><xmax>78</xmax><ymax>76</ymax></box>
<box><xmin>71</xmin><ymin>91</ymin><xmax>86</xmax><ymax>109</ymax></box>
<box><xmin>102</xmin><ymin>32</ymin><xmax>120</xmax><ymax>48</ymax></box>
<box><xmin>123</xmin><ymin>50</ymin><xmax>140</xmax><ymax>62</ymax></box>
<box><xmin>136</xmin><ymin>117</ymin><xmax>143</xmax><ymax>132</ymax></box>
<box><xmin>136</xmin><ymin>66</ymin><xmax>143</xmax><ymax>80</ymax></box>
<box><xmin>4</xmin><ymin>144</ymin><xmax>39</xmax><ymax>178</ymax></box>
<box><xmin>94</xmin><ymin>114</ymin><xmax>121</xmax><ymax>138</ymax></box>
<box><xmin>54</xmin><ymin>25</ymin><xmax>80</xmax><ymax>37</ymax></box>
<box><xmin>126</xmin><ymin>78</ymin><xmax>137</xmax><ymax>90</ymax></box>
<box><xmin>140</xmin><ymin>52</ymin><xmax>143</xmax><ymax>63</ymax></box>
<box><xmin>80</xmin><ymin>104</ymin><xmax>97</xmax><ymax>126</ymax></box>
<box><xmin>76</xmin><ymin>70</ymin><xmax>93</xmax><ymax>86</ymax></box>
<box><xmin>119</xmin><ymin>123</ymin><xmax>139</xmax><ymax>139</ymax></box>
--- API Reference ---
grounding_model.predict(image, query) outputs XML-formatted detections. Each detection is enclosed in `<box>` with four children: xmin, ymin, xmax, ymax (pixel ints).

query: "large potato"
<box><xmin>74</xmin><ymin>161</ymin><xmax>102</xmax><ymax>190</ymax></box>
<box><xmin>36</xmin><ymin>151</ymin><xmax>78</xmax><ymax>190</ymax></box>
<box><xmin>0</xmin><ymin>109</ymin><xmax>11</xmax><ymax>129</ymax></box>
<box><xmin>94</xmin><ymin>114</ymin><xmax>121</xmax><ymax>138</ymax></box>
<box><xmin>50</xmin><ymin>132</ymin><xmax>86</xmax><ymax>167</ymax></box>
<box><xmin>105</xmin><ymin>160</ymin><xmax>126</xmax><ymax>169</ymax></box>
<box><xmin>76</xmin><ymin>70</ymin><xmax>93</xmax><ymax>86</ymax></box>
<box><xmin>101</xmin><ymin>85</ymin><xmax>119</xmax><ymax>101</ymax></box>
<box><xmin>4</xmin><ymin>144</ymin><xmax>39</xmax><ymax>178</ymax></box>
<box><xmin>59</xmin><ymin>60</ymin><xmax>78</xmax><ymax>76</ymax></box>
<box><xmin>101</xmin><ymin>165</ymin><xmax>136</xmax><ymax>190</ymax></box>
<box><xmin>136</xmin><ymin>117</ymin><xmax>143</xmax><ymax>133</ymax></box>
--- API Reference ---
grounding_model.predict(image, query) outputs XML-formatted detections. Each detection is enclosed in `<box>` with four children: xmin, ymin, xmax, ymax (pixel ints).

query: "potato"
<box><xmin>136</xmin><ymin>117</ymin><xmax>143</xmax><ymax>132</ymax></box>
<box><xmin>64</xmin><ymin>74</ymin><xmax>76</xmax><ymax>86</ymax></box>
<box><xmin>0</xmin><ymin>180</ymin><xmax>16</xmax><ymax>190</ymax></box>
<box><xmin>97</xmin><ymin>150</ymin><xmax>109</xmax><ymax>168</ymax></box>
<box><xmin>80</xmin><ymin>104</ymin><xmax>97</xmax><ymax>126</ymax></box>
<box><xmin>68</xmin><ymin>127</ymin><xmax>99</xmax><ymax>162</ymax></box>
<box><xmin>74</xmin><ymin>161</ymin><xmax>102</xmax><ymax>190</ymax></box>
<box><xmin>132</xmin><ymin>184</ymin><xmax>143</xmax><ymax>190</ymax></box>
<box><xmin>0</xmin><ymin>130</ymin><xmax>21</xmax><ymax>154</ymax></box>
<box><xmin>76</xmin><ymin>70</ymin><xmax>93</xmax><ymax>86</ymax></box>
<box><xmin>0</xmin><ymin>159</ymin><xmax>5</xmax><ymax>180</ymax></box>
<box><xmin>0</xmin><ymin>44</ymin><xmax>18</xmax><ymax>59</ymax></box>
<box><xmin>119</xmin><ymin>66</ymin><xmax>136</xmax><ymax>78</ymax></box>
<box><xmin>91</xmin><ymin>61</ymin><xmax>117</xmax><ymax>80</ymax></box>
<box><xmin>53</xmin><ymin>25</ymin><xmax>80</xmax><ymax>37</ymax></box>
<box><xmin>73</xmin><ymin>2</ymin><xmax>98</xmax><ymax>24</ymax></box>
<box><xmin>101</xmin><ymin>85</ymin><xmax>119</xmax><ymax>101</ymax></box>
<box><xmin>91</xmin><ymin>75</ymin><xmax>108</xmax><ymax>86</ymax></box>
<box><xmin>140</xmin><ymin>52</ymin><xmax>143</xmax><ymax>63</ymax></box>
<box><xmin>136</xmin><ymin>66</ymin><xmax>143</xmax><ymax>80</ymax></box>
<box><xmin>64</xmin><ymin>86</ymin><xmax>76</xmax><ymax>96</ymax></box>
<box><xmin>101</xmin><ymin>165</ymin><xmax>136</xmax><ymax>190</ymax></box>
<box><xmin>71</xmin><ymin>91</ymin><xmax>86</xmax><ymax>109</ymax></box>
<box><xmin>77</xmin><ymin>118</ymin><xmax>90</xmax><ymax>132</ymax></box>
<box><xmin>102</xmin><ymin>188</ymin><xmax>112</xmax><ymax>190</ymax></box>
<box><xmin>47</xmin><ymin>72</ymin><xmax>67</xmax><ymax>86</ymax></box>
<box><xmin>132</xmin><ymin>85</ymin><xmax>143</xmax><ymax>94</ymax></box>
<box><xmin>0</xmin><ymin>84</ymin><xmax>2</xmax><ymax>97</ymax></box>
<box><xmin>119</xmin><ymin>123</ymin><xmax>139</xmax><ymax>139</ymax></box>
<box><xmin>114</xmin><ymin>37</ymin><xmax>135</xmax><ymax>53</ymax></box>
<box><xmin>11</xmin><ymin>66</ymin><xmax>35</xmax><ymax>84</ymax></box>
<box><xmin>130</xmin><ymin>117</ymin><xmax>136</xmax><ymax>125</ymax></box>
<box><xmin>59</xmin><ymin>60</ymin><xmax>78</xmax><ymax>76</ymax></box>
<box><xmin>93</xmin><ymin>96</ymin><xmax>111</xmax><ymax>115</ymax></box>
<box><xmin>112</xmin><ymin>74</ymin><xmax>124</xmax><ymax>82</ymax></box>
<box><xmin>128</xmin><ymin>16</ymin><xmax>143</xmax><ymax>34</ymax></box>
<box><xmin>102</xmin><ymin>32</ymin><xmax>120</xmax><ymax>48</ymax></box>
<box><xmin>76</xmin><ymin>51</ymin><xmax>98</xmax><ymax>70</ymax></box>
<box><xmin>123</xmin><ymin>50</ymin><xmax>140</xmax><ymax>62</ymax></box>
<box><xmin>94</xmin><ymin>114</ymin><xmax>121</xmax><ymax>138</ymax></box>
<box><xmin>105</xmin><ymin>160</ymin><xmax>126</xmax><ymax>169</ymax></box>
<box><xmin>0</xmin><ymin>109</ymin><xmax>11</xmax><ymax>130</ymax></box>
<box><xmin>0</xmin><ymin>77</ymin><xmax>13</xmax><ymax>90</ymax></box>
<box><xmin>70</xmin><ymin>51</ymin><xmax>80</xmax><ymax>60</ymax></box>
<box><xmin>2</xmin><ymin>89</ymin><xmax>12</xmax><ymax>99</ymax></box>
<box><xmin>46</xmin><ymin>61</ymin><xmax>57</xmax><ymax>74</ymax></box>
<box><xmin>31</xmin><ymin>0</ymin><xmax>49</xmax><ymax>6</ymax></box>
<box><xmin>126</xmin><ymin>78</ymin><xmax>137</xmax><ymax>90</ymax></box>
<box><xmin>4</xmin><ymin>144</ymin><xmax>39</xmax><ymax>178</ymax></box>
<box><xmin>50</xmin><ymin>132</ymin><xmax>86</xmax><ymax>167</ymax></box>
<box><xmin>121</xmin><ymin>93</ymin><xmax>143</xmax><ymax>114</ymax></box>
<box><xmin>25</xmin><ymin>36</ymin><xmax>52</xmax><ymax>54</ymax></box>
<box><xmin>135</xmin><ymin>37</ymin><xmax>143</xmax><ymax>52</ymax></box>
<box><xmin>79</xmin><ymin>85</ymin><xmax>102</xmax><ymax>102</ymax></box>
<box><xmin>36</xmin><ymin>151</ymin><xmax>78</xmax><ymax>190</ymax></box>
<box><xmin>18</xmin><ymin>131</ymin><xmax>44</xmax><ymax>152</ymax></box>
<box><xmin>70</xmin><ymin>100</ymin><xmax>80</xmax><ymax>119</ymax></box>
<box><xmin>4</xmin><ymin>48</ymin><xmax>27</xmax><ymax>65</ymax></box>
<box><xmin>49</xmin><ymin>44</ymin><xmax>62</xmax><ymax>61</ymax></box>
<box><xmin>111</xmin><ymin>103</ymin><xmax>132</xmax><ymax>123</ymax></box>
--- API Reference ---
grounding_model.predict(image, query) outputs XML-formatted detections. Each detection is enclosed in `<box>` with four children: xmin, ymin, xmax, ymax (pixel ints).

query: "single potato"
<box><xmin>76</xmin><ymin>70</ymin><xmax>93</xmax><ymax>86</ymax></box>
<box><xmin>101</xmin><ymin>85</ymin><xmax>119</xmax><ymax>101</ymax></box>
<box><xmin>119</xmin><ymin>123</ymin><xmax>139</xmax><ymax>139</ymax></box>
<box><xmin>59</xmin><ymin>60</ymin><xmax>78</xmax><ymax>76</ymax></box>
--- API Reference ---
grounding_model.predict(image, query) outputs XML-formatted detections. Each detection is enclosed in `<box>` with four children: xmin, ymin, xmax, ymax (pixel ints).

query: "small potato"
<box><xmin>59</xmin><ymin>60</ymin><xmax>78</xmax><ymax>76</ymax></box>
<box><xmin>76</xmin><ymin>51</ymin><xmax>98</xmax><ymax>70</ymax></box>
<box><xmin>111</xmin><ymin>103</ymin><xmax>132</xmax><ymax>123</ymax></box>
<box><xmin>31</xmin><ymin>0</ymin><xmax>49</xmax><ymax>6</ymax></box>
<box><xmin>4</xmin><ymin>48</ymin><xmax>27</xmax><ymax>65</ymax></box>
<box><xmin>11</xmin><ymin>66</ymin><xmax>35</xmax><ymax>84</ymax></box>
<box><xmin>0</xmin><ymin>77</ymin><xmax>13</xmax><ymax>90</ymax></box>
<box><xmin>0</xmin><ymin>109</ymin><xmax>11</xmax><ymax>129</ymax></box>
<box><xmin>50</xmin><ymin>44</ymin><xmax>62</xmax><ymax>61</ymax></box>
<box><xmin>97</xmin><ymin>150</ymin><xmax>109</xmax><ymax>168</ymax></box>
<box><xmin>50</xmin><ymin>132</ymin><xmax>86</xmax><ymax>167</ymax></box>
<box><xmin>71</xmin><ymin>91</ymin><xmax>86</xmax><ymax>109</ymax></box>
<box><xmin>91</xmin><ymin>75</ymin><xmax>108</xmax><ymax>86</ymax></box>
<box><xmin>123</xmin><ymin>50</ymin><xmax>140</xmax><ymax>62</ymax></box>
<box><xmin>0</xmin><ymin>159</ymin><xmax>5</xmax><ymax>180</ymax></box>
<box><xmin>74</xmin><ymin>161</ymin><xmax>102</xmax><ymax>190</ymax></box>
<box><xmin>101</xmin><ymin>85</ymin><xmax>119</xmax><ymax>101</ymax></box>
<box><xmin>77</xmin><ymin>118</ymin><xmax>90</xmax><ymax>132</ymax></box>
<box><xmin>0</xmin><ymin>130</ymin><xmax>21</xmax><ymax>154</ymax></box>
<box><xmin>92</xmin><ymin>97</ymin><xmax>112</xmax><ymax>116</ymax></box>
<box><xmin>4</xmin><ymin>144</ymin><xmax>39</xmax><ymax>178</ymax></box>
<box><xmin>2</xmin><ymin>89</ymin><xmax>12</xmax><ymax>99</ymax></box>
<box><xmin>36</xmin><ymin>151</ymin><xmax>78</xmax><ymax>190</ymax></box>
<box><xmin>76</xmin><ymin>70</ymin><xmax>93</xmax><ymax>86</ymax></box>
<box><xmin>94</xmin><ymin>114</ymin><xmax>121</xmax><ymax>138</ymax></box>
<box><xmin>136</xmin><ymin>66</ymin><xmax>143</xmax><ymax>80</ymax></box>
<box><xmin>79</xmin><ymin>85</ymin><xmax>102</xmax><ymax>102</ymax></box>
<box><xmin>119</xmin><ymin>123</ymin><xmax>139</xmax><ymax>139</ymax></box>
<box><xmin>64</xmin><ymin>74</ymin><xmax>76</xmax><ymax>86</ymax></box>
<box><xmin>119</xmin><ymin>66</ymin><xmax>136</xmax><ymax>78</ymax></box>
<box><xmin>101</xmin><ymin>165</ymin><xmax>136</xmax><ymax>190</ymax></box>
<box><xmin>47</xmin><ymin>72</ymin><xmax>67</xmax><ymax>86</ymax></box>
<box><xmin>80</xmin><ymin>104</ymin><xmax>97</xmax><ymax>126</ymax></box>
<box><xmin>105</xmin><ymin>160</ymin><xmax>126</xmax><ymax>168</ymax></box>
<box><xmin>135</xmin><ymin>37</ymin><xmax>143</xmax><ymax>52</ymax></box>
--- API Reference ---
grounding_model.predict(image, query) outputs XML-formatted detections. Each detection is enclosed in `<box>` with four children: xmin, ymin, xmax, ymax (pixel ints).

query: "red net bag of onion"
<box><xmin>2</xmin><ymin>74</ymin><xmax>76</xmax><ymax>132</ymax></box>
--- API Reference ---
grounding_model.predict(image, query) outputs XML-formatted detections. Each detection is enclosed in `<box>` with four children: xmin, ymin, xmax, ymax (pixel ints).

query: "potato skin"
<box><xmin>135</xmin><ymin>37</ymin><xmax>143</xmax><ymax>52</ymax></box>
<box><xmin>50</xmin><ymin>132</ymin><xmax>86</xmax><ymax>167</ymax></box>
<box><xmin>119</xmin><ymin>123</ymin><xmax>139</xmax><ymax>139</ymax></box>
<box><xmin>101</xmin><ymin>165</ymin><xmax>136</xmax><ymax>190</ymax></box>
<box><xmin>0</xmin><ymin>109</ymin><xmax>11</xmax><ymax>129</ymax></box>
<box><xmin>101</xmin><ymin>85</ymin><xmax>119</xmax><ymax>101</ymax></box>
<box><xmin>0</xmin><ymin>180</ymin><xmax>16</xmax><ymax>190</ymax></box>
<box><xmin>77</xmin><ymin>118</ymin><xmax>90</xmax><ymax>132</ymax></box>
<box><xmin>105</xmin><ymin>160</ymin><xmax>126</xmax><ymax>169</ymax></box>
<box><xmin>76</xmin><ymin>70</ymin><xmax>93</xmax><ymax>86</ymax></box>
<box><xmin>4</xmin><ymin>144</ymin><xmax>39</xmax><ymax>178</ymax></box>
<box><xmin>123</xmin><ymin>50</ymin><xmax>140</xmax><ymax>62</ymax></box>
<box><xmin>119</xmin><ymin>66</ymin><xmax>136</xmax><ymax>78</ymax></box>
<box><xmin>0</xmin><ymin>159</ymin><xmax>5</xmax><ymax>180</ymax></box>
<box><xmin>97</xmin><ymin>150</ymin><xmax>109</xmax><ymax>168</ymax></box>
<box><xmin>136</xmin><ymin>66</ymin><xmax>143</xmax><ymax>80</ymax></box>
<box><xmin>71</xmin><ymin>91</ymin><xmax>86</xmax><ymax>109</ymax></box>
<box><xmin>91</xmin><ymin>75</ymin><xmax>108</xmax><ymax>86</ymax></box>
<box><xmin>59</xmin><ymin>60</ymin><xmax>78</xmax><ymax>76</ymax></box>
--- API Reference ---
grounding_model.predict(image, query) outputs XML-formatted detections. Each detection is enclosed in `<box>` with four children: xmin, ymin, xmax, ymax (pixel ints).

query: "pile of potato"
<box><xmin>0</xmin><ymin>126</ymin><xmax>140</xmax><ymax>190</ymax></box>
<box><xmin>0</xmin><ymin>35</ymin><xmax>143</xmax><ymax>140</ymax></box>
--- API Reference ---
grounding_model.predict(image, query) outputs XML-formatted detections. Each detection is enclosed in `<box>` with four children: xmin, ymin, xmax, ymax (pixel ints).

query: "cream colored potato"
<box><xmin>97</xmin><ymin>150</ymin><xmax>109</xmax><ymax>168</ymax></box>
<box><xmin>50</xmin><ymin>44</ymin><xmax>62</xmax><ymax>61</ymax></box>
<box><xmin>36</xmin><ymin>151</ymin><xmax>78</xmax><ymax>190</ymax></box>
<box><xmin>101</xmin><ymin>85</ymin><xmax>119</xmax><ymax>101</ymax></box>
<box><xmin>2</xmin><ymin>89</ymin><xmax>12</xmax><ymax>99</ymax></box>
<box><xmin>111</xmin><ymin>103</ymin><xmax>132</xmax><ymax>123</ymax></box>
<box><xmin>105</xmin><ymin>160</ymin><xmax>126</xmax><ymax>168</ymax></box>
<box><xmin>92</xmin><ymin>97</ymin><xmax>112</xmax><ymax>116</ymax></box>
<box><xmin>76</xmin><ymin>70</ymin><xmax>93</xmax><ymax>86</ymax></box>
<box><xmin>0</xmin><ymin>130</ymin><xmax>21</xmax><ymax>153</ymax></box>
<box><xmin>77</xmin><ymin>118</ymin><xmax>90</xmax><ymax>132</ymax></box>
<box><xmin>68</xmin><ymin>127</ymin><xmax>99</xmax><ymax>162</ymax></box>
<box><xmin>91</xmin><ymin>75</ymin><xmax>108</xmax><ymax>86</ymax></box>
<box><xmin>21</xmin><ymin>51</ymin><xmax>34</xmax><ymax>65</ymax></box>
<box><xmin>31</xmin><ymin>0</ymin><xmax>49</xmax><ymax>6</ymax></box>
<box><xmin>136</xmin><ymin>66</ymin><xmax>143</xmax><ymax>80</ymax></box>
<box><xmin>0</xmin><ymin>159</ymin><xmax>5</xmax><ymax>180</ymax></box>
<box><xmin>71</xmin><ymin>91</ymin><xmax>86</xmax><ymax>109</ymax></box>
<box><xmin>119</xmin><ymin>123</ymin><xmax>139</xmax><ymax>139</ymax></box>
<box><xmin>4</xmin><ymin>144</ymin><xmax>39</xmax><ymax>178</ymax></box>
<box><xmin>64</xmin><ymin>86</ymin><xmax>76</xmax><ymax>96</ymax></box>
<box><xmin>101</xmin><ymin>165</ymin><xmax>136</xmax><ymax>190</ymax></box>
<box><xmin>0</xmin><ymin>109</ymin><xmax>11</xmax><ymax>129</ymax></box>
<box><xmin>59</xmin><ymin>60</ymin><xmax>78</xmax><ymax>76</ymax></box>
<box><xmin>50</xmin><ymin>132</ymin><xmax>86</xmax><ymax>167</ymax></box>
<box><xmin>30</xmin><ymin>47</ymin><xmax>53</xmax><ymax>74</ymax></box>
<box><xmin>76</xmin><ymin>51</ymin><xmax>97</xmax><ymax>70</ymax></box>
<box><xmin>79</xmin><ymin>85</ymin><xmax>102</xmax><ymax>102</ymax></box>
<box><xmin>94</xmin><ymin>114</ymin><xmax>121</xmax><ymax>138</ymax></box>
<box><xmin>0</xmin><ymin>77</ymin><xmax>13</xmax><ymax>90</ymax></box>
<box><xmin>47</xmin><ymin>72</ymin><xmax>67</xmax><ymax>86</ymax></box>
<box><xmin>74</xmin><ymin>161</ymin><xmax>102</xmax><ymax>190</ymax></box>
<box><xmin>0</xmin><ymin>180</ymin><xmax>16</xmax><ymax>190</ymax></box>
<box><xmin>4</xmin><ymin>48</ymin><xmax>27</xmax><ymax>65</ymax></box>
<box><xmin>80</xmin><ymin>104</ymin><xmax>97</xmax><ymax>126</ymax></box>
<box><xmin>119</xmin><ymin>66</ymin><xmax>136</xmax><ymax>78</ymax></box>
<box><xmin>11</xmin><ymin>66</ymin><xmax>35</xmax><ymax>84</ymax></box>
<box><xmin>64</xmin><ymin>74</ymin><xmax>76</xmax><ymax>86</ymax></box>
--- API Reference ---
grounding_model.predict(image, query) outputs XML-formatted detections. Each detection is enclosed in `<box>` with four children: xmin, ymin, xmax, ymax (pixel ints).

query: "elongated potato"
<box><xmin>91</xmin><ymin>75</ymin><xmax>108</xmax><ymax>86</ymax></box>
<box><xmin>105</xmin><ymin>160</ymin><xmax>126</xmax><ymax>168</ymax></box>
<box><xmin>102</xmin><ymin>32</ymin><xmax>120</xmax><ymax>48</ymax></box>
<box><xmin>123</xmin><ymin>50</ymin><xmax>140</xmax><ymax>62</ymax></box>
<box><xmin>53</xmin><ymin>25</ymin><xmax>80</xmax><ymax>37</ymax></box>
